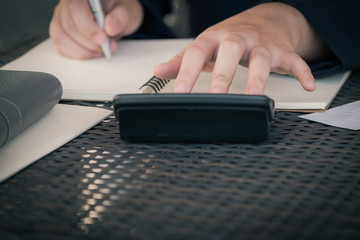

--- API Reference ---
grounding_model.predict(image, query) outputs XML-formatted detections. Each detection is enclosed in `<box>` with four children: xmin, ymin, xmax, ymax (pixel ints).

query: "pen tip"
<box><xmin>101</xmin><ymin>39</ymin><xmax>112</xmax><ymax>61</ymax></box>
<box><xmin>104</xmin><ymin>52</ymin><xmax>111</xmax><ymax>61</ymax></box>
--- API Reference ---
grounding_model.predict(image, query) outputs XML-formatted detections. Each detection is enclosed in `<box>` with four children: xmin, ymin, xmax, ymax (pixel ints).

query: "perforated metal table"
<box><xmin>1</xmin><ymin>36</ymin><xmax>359</xmax><ymax>240</ymax></box>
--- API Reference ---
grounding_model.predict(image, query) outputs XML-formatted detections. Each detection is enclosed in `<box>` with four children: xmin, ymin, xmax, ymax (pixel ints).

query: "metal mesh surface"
<box><xmin>0</xmin><ymin>37</ymin><xmax>359</xmax><ymax>240</ymax></box>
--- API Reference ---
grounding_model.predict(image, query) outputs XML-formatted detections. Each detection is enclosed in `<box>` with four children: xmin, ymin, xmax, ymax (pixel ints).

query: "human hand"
<box><xmin>49</xmin><ymin>0</ymin><xmax>143</xmax><ymax>59</ymax></box>
<box><xmin>154</xmin><ymin>2</ymin><xmax>329</xmax><ymax>94</ymax></box>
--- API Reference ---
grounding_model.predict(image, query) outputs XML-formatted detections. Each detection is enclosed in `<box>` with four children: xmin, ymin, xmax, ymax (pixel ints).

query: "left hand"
<box><xmin>154</xmin><ymin>2</ymin><xmax>329</xmax><ymax>94</ymax></box>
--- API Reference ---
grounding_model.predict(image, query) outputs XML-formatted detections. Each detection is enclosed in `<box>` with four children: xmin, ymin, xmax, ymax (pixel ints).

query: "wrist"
<box><xmin>267</xmin><ymin>2</ymin><xmax>330</xmax><ymax>62</ymax></box>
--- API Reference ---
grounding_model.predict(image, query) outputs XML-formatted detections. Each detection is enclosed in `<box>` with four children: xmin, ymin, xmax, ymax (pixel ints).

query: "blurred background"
<box><xmin>0</xmin><ymin>0</ymin><xmax>58</xmax><ymax>50</ymax></box>
<box><xmin>0</xmin><ymin>0</ymin><xmax>190</xmax><ymax>52</ymax></box>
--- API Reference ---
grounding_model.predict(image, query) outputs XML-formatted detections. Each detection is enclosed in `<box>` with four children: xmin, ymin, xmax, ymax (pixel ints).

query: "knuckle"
<box><xmin>63</xmin><ymin>18</ymin><xmax>77</xmax><ymax>34</ymax></box>
<box><xmin>213</xmin><ymin>73</ymin><xmax>232</xmax><ymax>85</ymax></box>
<box><xmin>68</xmin><ymin>0</ymin><xmax>80</xmax><ymax>12</ymax></box>
<box><xmin>251</xmin><ymin>73</ymin><xmax>268</xmax><ymax>85</ymax></box>
<box><xmin>199</xmin><ymin>27</ymin><xmax>218</xmax><ymax>38</ymax></box>
<box><xmin>178</xmin><ymin>68</ymin><xmax>193</xmax><ymax>79</ymax></box>
<box><xmin>250</xmin><ymin>46</ymin><xmax>270</xmax><ymax>60</ymax></box>
<box><xmin>272</xmin><ymin>51</ymin><xmax>295</xmax><ymax>71</ymax></box>
<box><xmin>186</xmin><ymin>44</ymin><xmax>205</xmax><ymax>56</ymax></box>
<box><xmin>221</xmin><ymin>38</ymin><xmax>242</xmax><ymax>53</ymax></box>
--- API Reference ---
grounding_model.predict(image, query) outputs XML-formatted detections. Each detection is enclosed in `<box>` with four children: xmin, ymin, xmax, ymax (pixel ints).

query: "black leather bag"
<box><xmin>0</xmin><ymin>70</ymin><xmax>62</xmax><ymax>148</ymax></box>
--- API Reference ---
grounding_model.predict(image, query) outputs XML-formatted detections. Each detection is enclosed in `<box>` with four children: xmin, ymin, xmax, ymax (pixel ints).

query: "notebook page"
<box><xmin>157</xmin><ymin>67</ymin><xmax>350</xmax><ymax>111</ymax></box>
<box><xmin>0</xmin><ymin>104</ymin><xmax>112</xmax><ymax>183</ymax></box>
<box><xmin>2</xmin><ymin>38</ymin><xmax>349</xmax><ymax>110</ymax></box>
<box><xmin>1</xmin><ymin>38</ymin><xmax>193</xmax><ymax>101</ymax></box>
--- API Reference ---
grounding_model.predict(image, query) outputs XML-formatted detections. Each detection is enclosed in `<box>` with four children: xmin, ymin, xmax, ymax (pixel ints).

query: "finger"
<box><xmin>153</xmin><ymin>49</ymin><xmax>186</xmax><ymax>79</ymax></box>
<box><xmin>287</xmin><ymin>55</ymin><xmax>316</xmax><ymax>91</ymax></box>
<box><xmin>104</xmin><ymin>6</ymin><xmax>130</xmax><ymax>37</ymax></box>
<box><xmin>52</xmin><ymin>27</ymin><xmax>101</xmax><ymax>59</ymax></box>
<box><xmin>59</xmin><ymin>2</ymin><xmax>103</xmax><ymax>52</ymax></box>
<box><xmin>245</xmin><ymin>47</ymin><xmax>271</xmax><ymax>95</ymax></box>
<box><xmin>50</xmin><ymin>6</ymin><xmax>100</xmax><ymax>59</ymax></box>
<box><xmin>69</xmin><ymin>0</ymin><xmax>108</xmax><ymax>45</ymax></box>
<box><xmin>209</xmin><ymin>37</ymin><xmax>245</xmax><ymax>93</ymax></box>
<box><xmin>175</xmin><ymin>39</ymin><xmax>218</xmax><ymax>93</ymax></box>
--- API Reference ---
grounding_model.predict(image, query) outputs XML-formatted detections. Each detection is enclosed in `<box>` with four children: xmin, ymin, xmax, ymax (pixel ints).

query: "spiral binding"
<box><xmin>140</xmin><ymin>76</ymin><xmax>171</xmax><ymax>93</ymax></box>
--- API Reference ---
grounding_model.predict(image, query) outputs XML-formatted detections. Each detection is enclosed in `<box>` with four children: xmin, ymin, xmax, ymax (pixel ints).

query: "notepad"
<box><xmin>0</xmin><ymin>104</ymin><xmax>112</xmax><ymax>183</ymax></box>
<box><xmin>1</xmin><ymin>38</ymin><xmax>350</xmax><ymax>111</ymax></box>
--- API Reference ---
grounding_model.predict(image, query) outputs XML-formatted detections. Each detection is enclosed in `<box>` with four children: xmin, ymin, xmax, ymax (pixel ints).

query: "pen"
<box><xmin>88</xmin><ymin>0</ymin><xmax>112</xmax><ymax>61</ymax></box>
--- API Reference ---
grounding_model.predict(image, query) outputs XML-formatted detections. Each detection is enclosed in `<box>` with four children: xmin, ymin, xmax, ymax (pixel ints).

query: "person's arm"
<box><xmin>277</xmin><ymin>0</ymin><xmax>360</xmax><ymax>76</ymax></box>
<box><xmin>154</xmin><ymin>2</ymin><xmax>323</xmax><ymax>94</ymax></box>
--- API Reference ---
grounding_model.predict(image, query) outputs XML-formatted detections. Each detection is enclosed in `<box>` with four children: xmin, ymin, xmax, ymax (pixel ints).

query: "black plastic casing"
<box><xmin>113</xmin><ymin>94</ymin><xmax>274</xmax><ymax>143</ymax></box>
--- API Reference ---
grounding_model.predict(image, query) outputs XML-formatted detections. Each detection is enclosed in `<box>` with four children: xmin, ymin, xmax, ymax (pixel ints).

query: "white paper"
<box><xmin>1</xmin><ymin>39</ymin><xmax>192</xmax><ymax>101</ymax></box>
<box><xmin>299</xmin><ymin>100</ymin><xmax>360</xmax><ymax>130</ymax></box>
<box><xmin>0</xmin><ymin>104</ymin><xmax>112</xmax><ymax>182</ymax></box>
<box><xmin>1</xmin><ymin>38</ymin><xmax>350</xmax><ymax>111</ymax></box>
<box><xmin>160</xmin><ymin>70</ymin><xmax>350</xmax><ymax>110</ymax></box>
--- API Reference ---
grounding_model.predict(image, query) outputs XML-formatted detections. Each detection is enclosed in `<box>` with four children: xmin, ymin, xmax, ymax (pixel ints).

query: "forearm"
<box><xmin>278</xmin><ymin>0</ymin><xmax>360</xmax><ymax>74</ymax></box>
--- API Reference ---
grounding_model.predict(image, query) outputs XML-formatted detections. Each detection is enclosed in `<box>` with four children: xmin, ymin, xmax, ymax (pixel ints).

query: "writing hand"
<box><xmin>49</xmin><ymin>0</ymin><xmax>143</xmax><ymax>59</ymax></box>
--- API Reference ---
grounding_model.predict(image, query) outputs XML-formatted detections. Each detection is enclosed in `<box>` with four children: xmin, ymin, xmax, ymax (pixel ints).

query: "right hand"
<box><xmin>154</xmin><ymin>2</ymin><xmax>323</xmax><ymax>95</ymax></box>
<box><xmin>49</xmin><ymin>0</ymin><xmax>144</xmax><ymax>59</ymax></box>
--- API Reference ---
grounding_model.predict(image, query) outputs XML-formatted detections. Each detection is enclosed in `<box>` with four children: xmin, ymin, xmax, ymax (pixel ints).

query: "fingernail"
<box><xmin>247</xmin><ymin>86</ymin><xmax>260</xmax><ymax>95</ymax></box>
<box><xmin>211</xmin><ymin>87</ymin><xmax>226</xmax><ymax>94</ymax></box>
<box><xmin>308</xmin><ymin>78</ymin><xmax>316</xmax><ymax>91</ymax></box>
<box><xmin>175</xmin><ymin>82</ymin><xmax>188</xmax><ymax>93</ymax></box>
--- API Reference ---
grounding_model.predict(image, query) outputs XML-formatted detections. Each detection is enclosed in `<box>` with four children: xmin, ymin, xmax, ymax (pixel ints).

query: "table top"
<box><xmin>1</xmin><ymin>36</ymin><xmax>360</xmax><ymax>240</ymax></box>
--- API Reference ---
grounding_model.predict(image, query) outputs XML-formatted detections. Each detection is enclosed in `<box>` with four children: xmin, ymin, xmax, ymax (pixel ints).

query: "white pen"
<box><xmin>88</xmin><ymin>0</ymin><xmax>112</xmax><ymax>61</ymax></box>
